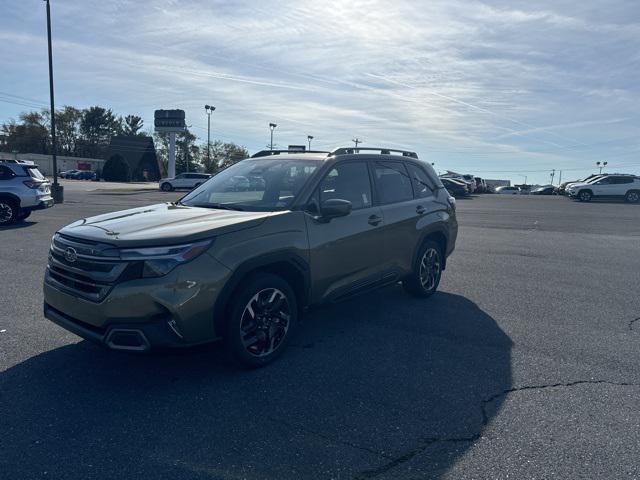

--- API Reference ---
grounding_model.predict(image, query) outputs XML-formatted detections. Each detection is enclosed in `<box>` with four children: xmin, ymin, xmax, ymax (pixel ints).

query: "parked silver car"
<box><xmin>0</xmin><ymin>160</ymin><xmax>54</xmax><ymax>224</ymax></box>
<box><xmin>159</xmin><ymin>173</ymin><xmax>211</xmax><ymax>191</ymax></box>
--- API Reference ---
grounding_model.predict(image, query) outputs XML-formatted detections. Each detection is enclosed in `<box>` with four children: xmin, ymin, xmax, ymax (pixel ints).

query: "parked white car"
<box><xmin>495</xmin><ymin>186</ymin><xmax>520</xmax><ymax>195</ymax></box>
<box><xmin>160</xmin><ymin>173</ymin><xmax>211</xmax><ymax>192</ymax></box>
<box><xmin>0</xmin><ymin>160</ymin><xmax>53</xmax><ymax>224</ymax></box>
<box><xmin>567</xmin><ymin>174</ymin><xmax>640</xmax><ymax>203</ymax></box>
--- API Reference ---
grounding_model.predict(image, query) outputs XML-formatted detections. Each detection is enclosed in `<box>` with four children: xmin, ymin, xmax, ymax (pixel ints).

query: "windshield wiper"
<box><xmin>190</xmin><ymin>203</ymin><xmax>245</xmax><ymax>211</ymax></box>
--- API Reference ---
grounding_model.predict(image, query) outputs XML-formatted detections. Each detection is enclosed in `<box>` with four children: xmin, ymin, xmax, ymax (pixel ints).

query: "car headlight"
<box><xmin>119</xmin><ymin>240</ymin><xmax>213</xmax><ymax>278</ymax></box>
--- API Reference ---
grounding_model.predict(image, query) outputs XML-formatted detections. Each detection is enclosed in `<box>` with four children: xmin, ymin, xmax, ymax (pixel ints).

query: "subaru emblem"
<box><xmin>64</xmin><ymin>247</ymin><xmax>78</xmax><ymax>263</ymax></box>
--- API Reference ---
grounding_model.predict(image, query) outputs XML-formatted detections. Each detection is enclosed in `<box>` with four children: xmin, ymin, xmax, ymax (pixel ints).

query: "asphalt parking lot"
<box><xmin>1</xmin><ymin>191</ymin><xmax>639</xmax><ymax>479</ymax></box>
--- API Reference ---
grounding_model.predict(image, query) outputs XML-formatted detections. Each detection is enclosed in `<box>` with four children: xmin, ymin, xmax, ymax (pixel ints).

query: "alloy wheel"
<box><xmin>627</xmin><ymin>192</ymin><xmax>639</xmax><ymax>203</ymax></box>
<box><xmin>0</xmin><ymin>202</ymin><xmax>13</xmax><ymax>224</ymax></box>
<box><xmin>419</xmin><ymin>247</ymin><xmax>441</xmax><ymax>292</ymax></box>
<box><xmin>239</xmin><ymin>288</ymin><xmax>291</xmax><ymax>357</ymax></box>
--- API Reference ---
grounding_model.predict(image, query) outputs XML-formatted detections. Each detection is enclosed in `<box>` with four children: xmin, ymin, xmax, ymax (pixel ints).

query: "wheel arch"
<box><xmin>0</xmin><ymin>193</ymin><xmax>21</xmax><ymax>206</ymax></box>
<box><xmin>413</xmin><ymin>227</ymin><xmax>449</xmax><ymax>271</ymax></box>
<box><xmin>213</xmin><ymin>252</ymin><xmax>310</xmax><ymax>338</ymax></box>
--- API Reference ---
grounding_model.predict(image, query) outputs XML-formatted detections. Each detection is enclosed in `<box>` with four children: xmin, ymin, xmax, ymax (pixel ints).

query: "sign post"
<box><xmin>154</xmin><ymin>109</ymin><xmax>186</xmax><ymax>179</ymax></box>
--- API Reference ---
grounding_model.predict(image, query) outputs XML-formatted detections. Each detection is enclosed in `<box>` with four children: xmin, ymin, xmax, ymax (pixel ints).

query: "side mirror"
<box><xmin>320</xmin><ymin>199</ymin><xmax>352</xmax><ymax>220</ymax></box>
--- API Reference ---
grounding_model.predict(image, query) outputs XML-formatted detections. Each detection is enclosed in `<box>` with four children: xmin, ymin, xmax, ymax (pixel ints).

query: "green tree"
<box><xmin>78</xmin><ymin>106</ymin><xmax>122</xmax><ymax>157</ymax></box>
<box><xmin>0</xmin><ymin>111</ymin><xmax>49</xmax><ymax>154</ymax></box>
<box><xmin>207</xmin><ymin>140</ymin><xmax>249</xmax><ymax>173</ymax></box>
<box><xmin>55</xmin><ymin>106</ymin><xmax>82</xmax><ymax>155</ymax></box>
<box><xmin>123</xmin><ymin>115</ymin><xmax>144</xmax><ymax>136</ymax></box>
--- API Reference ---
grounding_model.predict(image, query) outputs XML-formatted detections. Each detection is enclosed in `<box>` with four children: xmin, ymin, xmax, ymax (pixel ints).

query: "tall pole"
<box><xmin>45</xmin><ymin>0</ymin><xmax>62</xmax><ymax>203</ymax></box>
<box><xmin>205</xmin><ymin>105</ymin><xmax>215</xmax><ymax>169</ymax></box>
<box><xmin>352</xmin><ymin>138</ymin><xmax>361</xmax><ymax>149</ymax></box>
<box><xmin>307</xmin><ymin>135</ymin><xmax>313</xmax><ymax>151</ymax></box>
<box><xmin>558</xmin><ymin>170</ymin><xmax>562</xmax><ymax>186</ymax></box>
<box><xmin>168</xmin><ymin>132</ymin><xmax>176</xmax><ymax>179</ymax></box>
<box><xmin>269</xmin><ymin>123</ymin><xmax>277</xmax><ymax>151</ymax></box>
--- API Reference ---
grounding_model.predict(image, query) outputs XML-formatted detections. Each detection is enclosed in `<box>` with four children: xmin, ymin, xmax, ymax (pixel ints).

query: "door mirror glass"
<box><xmin>320</xmin><ymin>199</ymin><xmax>352</xmax><ymax>219</ymax></box>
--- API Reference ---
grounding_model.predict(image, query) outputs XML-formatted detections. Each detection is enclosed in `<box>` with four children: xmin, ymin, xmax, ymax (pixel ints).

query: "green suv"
<box><xmin>44</xmin><ymin>147</ymin><xmax>457</xmax><ymax>367</ymax></box>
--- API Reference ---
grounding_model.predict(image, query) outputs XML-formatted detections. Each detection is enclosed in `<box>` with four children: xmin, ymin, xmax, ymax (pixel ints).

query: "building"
<box><xmin>0</xmin><ymin>152</ymin><xmax>104</xmax><ymax>176</ymax></box>
<box><xmin>105</xmin><ymin>136</ymin><xmax>160</xmax><ymax>181</ymax></box>
<box><xmin>484</xmin><ymin>179</ymin><xmax>511</xmax><ymax>188</ymax></box>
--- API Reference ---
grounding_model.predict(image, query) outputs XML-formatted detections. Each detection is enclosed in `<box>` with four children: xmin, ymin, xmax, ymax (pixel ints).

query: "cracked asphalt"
<box><xmin>1</xmin><ymin>192</ymin><xmax>639</xmax><ymax>479</ymax></box>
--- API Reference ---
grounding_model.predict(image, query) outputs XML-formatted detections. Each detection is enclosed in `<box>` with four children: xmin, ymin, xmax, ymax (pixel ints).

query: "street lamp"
<box><xmin>44</xmin><ymin>0</ymin><xmax>62</xmax><ymax>203</ymax></box>
<box><xmin>307</xmin><ymin>135</ymin><xmax>314</xmax><ymax>151</ymax></box>
<box><xmin>352</xmin><ymin>138</ymin><xmax>362</xmax><ymax>149</ymax></box>
<box><xmin>269</xmin><ymin>123</ymin><xmax>277</xmax><ymax>151</ymax></box>
<box><xmin>518</xmin><ymin>174</ymin><xmax>528</xmax><ymax>185</ymax></box>
<box><xmin>205</xmin><ymin>105</ymin><xmax>215</xmax><ymax>168</ymax></box>
<box><xmin>596</xmin><ymin>161</ymin><xmax>608</xmax><ymax>174</ymax></box>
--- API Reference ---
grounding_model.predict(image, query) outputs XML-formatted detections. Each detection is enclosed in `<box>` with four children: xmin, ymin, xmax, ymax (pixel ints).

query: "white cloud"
<box><xmin>1</xmin><ymin>0</ymin><xmax>639</xmax><ymax>182</ymax></box>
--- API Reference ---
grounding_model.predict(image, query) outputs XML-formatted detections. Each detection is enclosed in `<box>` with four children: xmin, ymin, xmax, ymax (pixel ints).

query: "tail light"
<box><xmin>23</xmin><ymin>180</ymin><xmax>44</xmax><ymax>189</ymax></box>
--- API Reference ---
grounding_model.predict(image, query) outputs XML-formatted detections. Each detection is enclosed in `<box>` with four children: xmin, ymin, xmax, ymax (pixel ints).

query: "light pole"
<box><xmin>205</xmin><ymin>105</ymin><xmax>215</xmax><ymax>168</ymax></box>
<box><xmin>596</xmin><ymin>161</ymin><xmax>608</xmax><ymax>174</ymax></box>
<box><xmin>269</xmin><ymin>123</ymin><xmax>277</xmax><ymax>150</ymax></box>
<box><xmin>307</xmin><ymin>135</ymin><xmax>314</xmax><ymax>151</ymax></box>
<box><xmin>518</xmin><ymin>174</ymin><xmax>527</xmax><ymax>185</ymax></box>
<box><xmin>44</xmin><ymin>0</ymin><xmax>62</xmax><ymax>203</ymax></box>
<box><xmin>352</xmin><ymin>138</ymin><xmax>362</xmax><ymax>149</ymax></box>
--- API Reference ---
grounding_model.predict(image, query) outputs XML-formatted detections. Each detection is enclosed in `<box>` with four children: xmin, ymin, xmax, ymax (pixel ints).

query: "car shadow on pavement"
<box><xmin>0</xmin><ymin>220</ymin><xmax>38</xmax><ymax>231</ymax></box>
<box><xmin>0</xmin><ymin>288</ymin><xmax>512</xmax><ymax>479</ymax></box>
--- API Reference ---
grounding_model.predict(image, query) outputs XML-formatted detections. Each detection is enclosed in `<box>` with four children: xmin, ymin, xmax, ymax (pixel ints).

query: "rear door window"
<box><xmin>374</xmin><ymin>162</ymin><xmax>413</xmax><ymax>204</ymax></box>
<box><xmin>406</xmin><ymin>163</ymin><xmax>434</xmax><ymax>198</ymax></box>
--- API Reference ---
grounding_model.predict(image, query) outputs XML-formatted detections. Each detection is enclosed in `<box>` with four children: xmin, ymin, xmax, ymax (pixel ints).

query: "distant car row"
<box><xmin>59</xmin><ymin>169</ymin><xmax>97</xmax><ymax>181</ymax></box>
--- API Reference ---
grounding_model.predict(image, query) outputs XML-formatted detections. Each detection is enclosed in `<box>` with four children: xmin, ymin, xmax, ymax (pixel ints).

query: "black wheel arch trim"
<box><xmin>412</xmin><ymin>225</ymin><xmax>450</xmax><ymax>271</ymax></box>
<box><xmin>212</xmin><ymin>250</ymin><xmax>311</xmax><ymax>338</ymax></box>
<box><xmin>0</xmin><ymin>193</ymin><xmax>21</xmax><ymax>206</ymax></box>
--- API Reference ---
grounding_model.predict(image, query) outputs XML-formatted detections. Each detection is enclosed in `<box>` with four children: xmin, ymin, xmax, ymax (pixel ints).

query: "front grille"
<box><xmin>45</xmin><ymin>234</ymin><xmax>129</xmax><ymax>302</ymax></box>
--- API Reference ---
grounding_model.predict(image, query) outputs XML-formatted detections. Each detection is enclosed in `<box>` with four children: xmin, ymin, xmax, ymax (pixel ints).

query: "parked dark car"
<box><xmin>530</xmin><ymin>186</ymin><xmax>557</xmax><ymax>195</ymax></box>
<box><xmin>441</xmin><ymin>178</ymin><xmax>469</xmax><ymax>197</ymax></box>
<box><xmin>70</xmin><ymin>171</ymin><xmax>97</xmax><ymax>181</ymax></box>
<box><xmin>43</xmin><ymin>147</ymin><xmax>458</xmax><ymax>367</ymax></box>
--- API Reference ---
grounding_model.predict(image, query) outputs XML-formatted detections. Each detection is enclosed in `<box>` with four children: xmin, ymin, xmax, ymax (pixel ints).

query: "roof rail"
<box><xmin>329</xmin><ymin>147</ymin><xmax>418</xmax><ymax>159</ymax></box>
<box><xmin>251</xmin><ymin>149</ymin><xmax>330</xmax><ymax>158</ymax></box>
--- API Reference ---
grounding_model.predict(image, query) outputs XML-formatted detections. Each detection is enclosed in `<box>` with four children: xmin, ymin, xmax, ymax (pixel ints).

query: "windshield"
<box><xmin>180</xmin><ymin>158</ymin><xmax>320</xmax><ymax>211</ymax></box>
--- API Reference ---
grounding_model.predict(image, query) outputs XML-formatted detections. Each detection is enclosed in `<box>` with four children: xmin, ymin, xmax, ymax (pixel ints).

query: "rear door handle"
<box><xmin>368</xmin><ymin>215</ymin><xmax>382</xmax><ymax>226</ymax></box>
<box><xmin>416</xmin><ymin>205</ymin><xmax>426</xmax><ymax>215</ymax></box>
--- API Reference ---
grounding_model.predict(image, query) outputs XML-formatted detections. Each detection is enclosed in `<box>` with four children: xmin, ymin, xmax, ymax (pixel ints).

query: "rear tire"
<box><xmin>578</xmin><ymin>190</ymin><xmax>592</xmax><ymax>202</ymax></box>
<box><xmin>224</xmin><ymin>273</ymin><xmax>298</xmax><ymax>368</ymax></box>
<box><xmin>625</xmin><ymin>190</ymin><xmax>640</xmax><ymax>204</ymax></box>
<box><xmin>160</xmin><ymin>182</ymin><xmax>173</xmax><ymax>192</ymax></box>
<box><xmin>0</xmin><ymin>199</ymin><xmax>19</xmax><ymax>225</ymax></box>
<box><xmin>402</xmin><ymin>240</ymin><xmax>443</xmax><ymax>298</ymax></box>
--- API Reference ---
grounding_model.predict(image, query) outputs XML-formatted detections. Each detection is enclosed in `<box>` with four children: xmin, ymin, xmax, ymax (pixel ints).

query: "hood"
<box><xmin>567</xmin><ymin>182</ymin><xmax>590</xmax><ymax>190</ymax></box>
<box><xmin>58</xmin><ymin>203</ymin><xmax>273</xmax><ymax>247</ymax></box>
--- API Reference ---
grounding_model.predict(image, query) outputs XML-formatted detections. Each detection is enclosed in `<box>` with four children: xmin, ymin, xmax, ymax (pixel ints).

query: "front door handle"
<box><xmin>368</xmin><ymin>215</ymin><xmax>382</xmax><ymax>226</ymax></box>
<box><xmin>416</xmin><ymin>205</ymin><xmax>426</xmax><ymax>215</ymax></box>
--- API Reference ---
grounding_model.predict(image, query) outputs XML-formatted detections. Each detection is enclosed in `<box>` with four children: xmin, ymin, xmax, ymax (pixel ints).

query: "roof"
<box><xmin>250</xmin><ymin>146</ymin><xmax>420</xmax><ymax>161</ymax></box>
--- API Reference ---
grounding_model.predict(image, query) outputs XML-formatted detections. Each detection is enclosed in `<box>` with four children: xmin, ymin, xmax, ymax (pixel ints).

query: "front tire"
<box><xmin>160</xmin><ymin>182</ymin><xmax>173</xmax><ymax>192</ymax></box>
<box><xmin>225</xmin><ymin>273</ymin><xmax>298</xmax><ymax>368</ymax></box>
<box><xmin>625</xmin><ymin>190</ymin><xmax>640</xmax><ymax>204</ymax></box>
<box><xmin>578</xmin><ymin>190</ymin><xmax>592</xmax><ymax>202</ymax></box>
<box><xmin>0</xmin><ymin>199</ymin><xmax>19</xmax><ymax>225</ymax></box>
<box><xmin>403</xmin><ymin>240</ymin><xmax>443</xmax><ymax>298</ymax></box>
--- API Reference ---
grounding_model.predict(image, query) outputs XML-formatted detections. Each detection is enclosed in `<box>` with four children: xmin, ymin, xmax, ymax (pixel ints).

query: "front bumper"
<box><xmin>26</xmin><ymin>198</ymin><xmax>54</xmax><ymax>211</ymax></box>
<box><xmin>44</xmin><ymin>303</ymin><xmax>181</xmax><ymax>351</ymax></box>
<box><xmin>43</xmin><ymin>252</ymin><xmax>232</xmax><ymax>350</ymax></box>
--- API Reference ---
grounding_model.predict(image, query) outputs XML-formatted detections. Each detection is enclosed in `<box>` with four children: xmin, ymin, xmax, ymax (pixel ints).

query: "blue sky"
<box><xmin>1</xmin><ymin>0</ymin><xmax>639</xmax><ymax>184</ymax></box>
